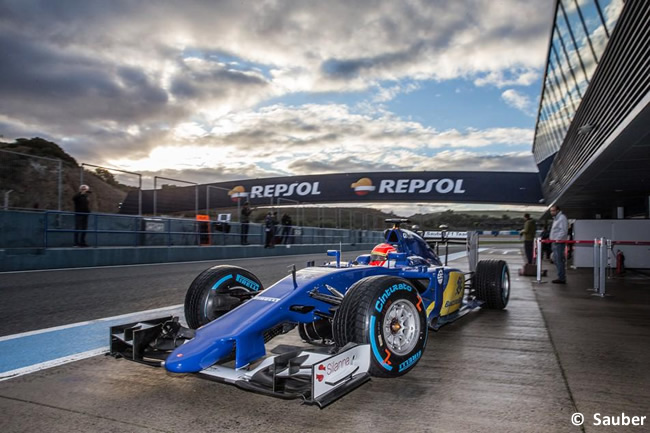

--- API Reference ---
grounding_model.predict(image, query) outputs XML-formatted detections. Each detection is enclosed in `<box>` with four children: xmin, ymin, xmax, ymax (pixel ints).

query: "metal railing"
<box><xmin>31</xmin><ymin>210</ymin><xmax>384</xmax><ymax>249</ymax></box>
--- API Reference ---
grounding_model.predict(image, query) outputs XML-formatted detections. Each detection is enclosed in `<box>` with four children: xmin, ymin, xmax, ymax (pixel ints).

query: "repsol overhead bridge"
<box><xmin>119</xmin><ymin>171</ymin><xmax>543</xmax><ymax>215</ymax></box>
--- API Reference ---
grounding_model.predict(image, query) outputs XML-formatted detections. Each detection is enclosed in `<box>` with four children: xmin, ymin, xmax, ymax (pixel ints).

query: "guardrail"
<box><xmin>33</xmin><ymin>210</ymin><xmax>384</xmax><ymax>249</ymax></box>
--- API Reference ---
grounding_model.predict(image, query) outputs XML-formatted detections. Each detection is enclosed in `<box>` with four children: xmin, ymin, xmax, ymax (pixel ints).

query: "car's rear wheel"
<box><xmin>474</xmin><ymin>259</ymin><xmax>510</xmax><ymax>309</ymax></box>
<box><xmin>184</xmin><ymin>265</ymin><xmax>263</xmax><ymax>329</ymax></box>
<box><xmin>333</xmin><ymin>276</ymin><xmax>427</xmax><ymax>378</ymax></box>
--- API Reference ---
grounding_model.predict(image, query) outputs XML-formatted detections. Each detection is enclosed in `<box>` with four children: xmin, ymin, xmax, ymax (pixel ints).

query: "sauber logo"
<box><xmin>350</xmin><ymin>178</ymin><xmax>376</xmax><ymax>196</ymax></box>
<box><xmin>227</xmin><ymin>186</ymin><xmax>248</xmax><ymax>202</ymax></box>
<box><xmin>352</xmin><ymin>177</ymin><xmax>466</xmax><ymax>195</ymax></box>
<box><xmin>317</xmin><ymin>364</ymin><xmax>326</xmax><ymax>382</ymax></box>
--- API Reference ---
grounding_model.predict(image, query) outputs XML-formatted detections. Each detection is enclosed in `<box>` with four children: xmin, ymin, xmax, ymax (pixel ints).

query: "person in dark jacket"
<box><xmin>264</xmin><ymin>212</ymin><xmax>274</xmax><ymax>248</ymax></box>
<box><xmin>280</xmin><ymin>213</ymin><xmax>292</xmax><ymax>244</ymax></box>
<box><xmin>520</xmin><ymin>213</ymin><xmax>536</xmax><ymax>264</ymax></box>
<box><xmin>240</xmin><ymin>202</ymin><xmax>252</xmax><ymax>245</ymax></box>
<box><xmin>72</xmin><ymin>184</ymin><xmax>91</xmax><ymax>247</ymax></box>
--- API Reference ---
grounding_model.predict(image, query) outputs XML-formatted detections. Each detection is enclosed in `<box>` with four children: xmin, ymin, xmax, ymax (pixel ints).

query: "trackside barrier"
<box><xmin>32</xmin><ymin>210</ymin><xmax>385</xmax><ymax>249</ymax></box>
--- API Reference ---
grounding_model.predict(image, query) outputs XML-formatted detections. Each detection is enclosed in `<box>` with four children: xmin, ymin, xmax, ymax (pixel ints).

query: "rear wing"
<box><xmin>422</xmin><ymin>230</ymin><xmax>479</xmax><ymax>273</ymax></box>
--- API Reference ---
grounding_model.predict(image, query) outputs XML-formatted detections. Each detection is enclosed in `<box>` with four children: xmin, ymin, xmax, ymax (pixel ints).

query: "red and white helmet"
<box><xmin>369</xmin><ymin>243</ymin><xmax>396</xmax><ymax>266</ymax></box>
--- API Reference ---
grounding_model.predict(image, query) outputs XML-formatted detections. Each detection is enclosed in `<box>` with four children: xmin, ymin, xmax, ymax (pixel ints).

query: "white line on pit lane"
<box><xmin>0</xmin><ymin>348</ymin><xmax>108</xmax><ymax>382</ymax></box>
<box><xmin>0</xmin><ymin>304</ymin><xmax>183</xmax><ymax>343</ymax></box>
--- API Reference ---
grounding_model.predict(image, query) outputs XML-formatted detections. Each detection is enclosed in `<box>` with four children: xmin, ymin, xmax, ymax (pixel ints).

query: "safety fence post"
<box><xmin>44</xmin><ymin>211</ymin><xmax>49</xmax><ymax>249</ymax></box>
<box><xmin>592</xmin><ymin>237</ymin><xmax>610</xmax><ymax>298</ymax></box>
<box><xmin>606</xmin><ymin>239</ymin><xmax>613</xmax><ymax>279</ymax></box>
<box><xmin>535</xmin><ymin>237</ymin><xmax>543</xmax><ymax>283</ymax></box>
<box><xmin>588</xmin><ymin>238</ymin><xmax>599</xmax><ymax>292</ymax></box>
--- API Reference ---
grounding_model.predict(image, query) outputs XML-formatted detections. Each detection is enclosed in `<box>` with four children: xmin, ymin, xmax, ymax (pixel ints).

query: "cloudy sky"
<box><xmin>1</xmin><ymin>0</ymin><xmax>554</xmax><ymax>209</ymax></box>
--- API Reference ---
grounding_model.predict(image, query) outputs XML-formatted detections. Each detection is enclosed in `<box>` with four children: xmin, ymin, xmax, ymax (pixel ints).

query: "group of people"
<box><xmin>239</xmin><ymin>201</ymin><xmax>293</xmax><ymax>247</ymax></box>
<box><xmin>521</xmin><ymin>205</ymin><xmax>569</xmax><ymax>284</ymax></box>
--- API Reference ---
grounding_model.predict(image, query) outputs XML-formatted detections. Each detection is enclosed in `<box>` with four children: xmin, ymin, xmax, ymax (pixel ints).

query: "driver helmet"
<box><xmin>369</xmin><ymin>243</ymin><xmax>397</xmax><ymax>266</ymax></box>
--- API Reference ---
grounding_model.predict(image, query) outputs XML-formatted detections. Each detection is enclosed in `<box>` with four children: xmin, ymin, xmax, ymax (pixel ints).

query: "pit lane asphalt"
<box><xmin>0</xmin><ymin>245</ymin><xmax>594</xmax><ymax>433</ymax></box>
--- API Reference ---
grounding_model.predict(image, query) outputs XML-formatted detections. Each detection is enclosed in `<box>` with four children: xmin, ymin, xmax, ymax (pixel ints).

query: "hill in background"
<box><xmin>0</xmin><ymin>137</ymin><xmax>131</xmax><ymax>213</ymax></box>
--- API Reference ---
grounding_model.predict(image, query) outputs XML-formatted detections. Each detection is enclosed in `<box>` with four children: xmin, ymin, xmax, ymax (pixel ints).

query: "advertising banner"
<box><xmin>120</xmin><ymin>171</ymin><xmax>543</xmax><ymax>214</ymax></box>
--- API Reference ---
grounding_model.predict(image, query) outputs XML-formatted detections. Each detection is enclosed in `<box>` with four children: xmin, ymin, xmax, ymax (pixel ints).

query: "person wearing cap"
<box><xmin>72</xmin><ymin>184</ymin><xmax>91</xmax><ymax>247</ymax></box>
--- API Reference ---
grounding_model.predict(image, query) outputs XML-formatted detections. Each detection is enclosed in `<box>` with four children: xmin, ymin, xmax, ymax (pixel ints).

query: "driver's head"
<box><xmin>369</xmin><ymin>243</ymin><xmax>396</xmax><ymax>266</ymax></box>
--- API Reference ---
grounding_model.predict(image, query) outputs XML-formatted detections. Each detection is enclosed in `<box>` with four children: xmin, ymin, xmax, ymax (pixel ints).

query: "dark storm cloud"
<box><xmin>170</xmin><ymin>60</ymin><xmax>269</xmax><ymax>100</ymax></box>
<box><xmin>0</xmin><ymin>32</ymin><xmax>169</xmax><ymax>125</ymax></box>
<box><xmin>322</xmin><ymin>46</ymin><xmax>423</xmax><ymax>79</ymax></box>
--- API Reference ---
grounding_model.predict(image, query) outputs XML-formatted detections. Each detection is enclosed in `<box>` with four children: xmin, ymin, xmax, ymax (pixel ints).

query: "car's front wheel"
<box><xmin>184</xmin><ymin>265</ymin><xmax>263</xmax><ymax>329</ymax></box>
<box><xmin>333</xmin><ymin>276</ymin><xmax>427</xmax><ymax>378</ymax></box>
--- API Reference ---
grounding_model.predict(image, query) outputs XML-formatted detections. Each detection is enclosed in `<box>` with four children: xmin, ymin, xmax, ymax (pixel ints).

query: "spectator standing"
<box><xmin>520</xmin><ymin>213</ymin><xmax>536</xmax><ymax>264</ymax></box>
<box><xmin>264</xmin><ymin>212</ymin><xmax>274</xmax><ymax>248</ymax></box>
<box><xmin>72</xmin><ymin>184</ymin><xmax>91</xmax><ymax>247</ymax></box>
<box><xmin>281</xmin><ymin>213</ymin><xmax>292</xmax><ymax>244</ymax></box>
<box><xmin>240</xmin><ymin>202</ymin><xmax>252</xmax><ymax>245</ymax></box>
<box><xmin>549</xmin><ymin>205</ymin><xmax>569</xmax><ymax>284</ymax></box>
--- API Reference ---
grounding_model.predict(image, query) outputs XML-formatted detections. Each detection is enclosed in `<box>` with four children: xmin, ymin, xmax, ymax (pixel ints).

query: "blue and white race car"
<box><xmin>110</xmin><ymin>219</ymin><xmax>510</xmax><ymax>408</ymax></box>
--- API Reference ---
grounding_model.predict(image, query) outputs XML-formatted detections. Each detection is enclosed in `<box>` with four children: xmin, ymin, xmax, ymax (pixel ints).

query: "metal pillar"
<box><xmin>588</xmin><ymin>238</ymin><xmax>599</xmax><ymax>292</ymax></box>
<box><xmin>57</xmin><ymin>160</ymin><xmax>62</xmax><ymax>211</ymax></box>
<box><xmin>592</xmin><ymin>237</ymin><xmax>610</xmax><ymax>298</ymax></box>
<box><xmin>535</xmin><ymin>237</ymin><xmax>543</xmax><ymax>283</ymax></box>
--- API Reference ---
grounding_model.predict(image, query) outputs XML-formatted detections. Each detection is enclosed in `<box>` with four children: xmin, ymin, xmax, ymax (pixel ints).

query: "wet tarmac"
<box><xmin>1</xmin><ymin>247</ymin><xmax>648</xmax><ymax>432</ymax></box>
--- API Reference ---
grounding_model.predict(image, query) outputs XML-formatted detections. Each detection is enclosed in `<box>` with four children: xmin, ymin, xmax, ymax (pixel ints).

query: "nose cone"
<box><xmin>164</xmin><ymin>336</ymin><xmax>234</xmax><ymax>373</ymax></box>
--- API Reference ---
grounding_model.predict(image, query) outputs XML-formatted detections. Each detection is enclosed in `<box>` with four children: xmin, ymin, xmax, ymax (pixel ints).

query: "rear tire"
<box><xmin>333</xmin><ymin>276</ymin><xmax>427</xmax><ymax>378</ymax></box>
<box><xmin>474</xmin><ymin>260</ymin><xmax>510</xmax><ymax>309</ymax></box>
<box><xmin>184</xmin><ymin>265</ymin><xmax>263</xmax><ymax>329</ymax></box>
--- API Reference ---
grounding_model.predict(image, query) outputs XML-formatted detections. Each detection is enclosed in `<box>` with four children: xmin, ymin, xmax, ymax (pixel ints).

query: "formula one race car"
<box><xmin>110</xmin><ymin>219</ymin><xmax>509</xmax><ymax>408</ymax></box>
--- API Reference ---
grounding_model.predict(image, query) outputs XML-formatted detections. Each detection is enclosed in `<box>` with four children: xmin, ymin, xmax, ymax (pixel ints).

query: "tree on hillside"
<box><xmin>95</xmin><ymin>168</ymin><xmax>118</xmax><ymax>186</ymax></box>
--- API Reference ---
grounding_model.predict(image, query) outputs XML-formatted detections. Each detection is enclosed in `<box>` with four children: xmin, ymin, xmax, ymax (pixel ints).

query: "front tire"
<box><xmin>474</xmin><ymin>259</ymin><xmax>510</xmax><ymax>309</ymax></box>
<box><xmin>184</xmin><ymin>265</ymin><xmax>263</xmax><ymax>329</ymax></box>
<box><xmin>333</xmin><ymin>276</ymin><xmax>427</xmax><ymax>378</ymax></box>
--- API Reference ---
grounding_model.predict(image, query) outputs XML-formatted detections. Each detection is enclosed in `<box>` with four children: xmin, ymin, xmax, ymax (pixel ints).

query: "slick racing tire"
<box><xmin>474</xmin><ymin>259</ymin><xmax>510</xmax><ymax>309</ymax></box>
<box><xmin>333</xmin><ymin>276</ymin><xmax>427</xmax><ymax>378</ymax></box>
<box><xmin>184</xmin><ymin>265</ymin><xmax>263</xmax><ymax>329</ymax></box>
